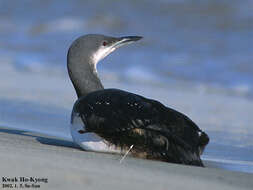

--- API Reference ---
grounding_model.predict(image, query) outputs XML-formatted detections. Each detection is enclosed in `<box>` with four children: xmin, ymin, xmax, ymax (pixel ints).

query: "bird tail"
<box><xmin>144</xmin><ymin>127</ymin><xmax>207</xmax><ymax>167</ymax></box>
<box><xmin>162</xmin><ymin>138</ymin><xmax>204</xmax><ymax>167</ymax></box>
<box><xmin>166</xmin><ymin>130</ymin><xmax>209</xmax><ymax>167</ymax></box>
<box><xmin>198</xmin><ymin>131</ymin><xmax>209</xmax><ymax>155</ymax></box>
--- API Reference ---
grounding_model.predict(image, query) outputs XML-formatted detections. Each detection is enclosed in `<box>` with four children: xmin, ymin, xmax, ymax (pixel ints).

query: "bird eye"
<box><xmin>102</xmin><ymin>41</ymin><xmax>107</xmax><ymax>46</ymax></box>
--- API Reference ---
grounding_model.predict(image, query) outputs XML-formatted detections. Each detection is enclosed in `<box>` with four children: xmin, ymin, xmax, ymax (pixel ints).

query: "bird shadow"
<box><xmin>0</xmin><ymin>127</ymin><xmax>81</xmax><ymax>149</ymax></box>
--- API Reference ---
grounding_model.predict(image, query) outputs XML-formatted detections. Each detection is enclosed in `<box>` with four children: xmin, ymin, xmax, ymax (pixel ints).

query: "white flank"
<box><xmin>70</xmin><ymin>113</ymin><xmax>121</xmax><ymax>153</ymax></box>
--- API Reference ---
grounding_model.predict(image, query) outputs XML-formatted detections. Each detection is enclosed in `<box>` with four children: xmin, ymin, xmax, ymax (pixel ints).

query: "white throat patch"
<box><xmin>92</xmin><ymin>46</ymin><xmax>116</xmax><ymax>64</ymax></box>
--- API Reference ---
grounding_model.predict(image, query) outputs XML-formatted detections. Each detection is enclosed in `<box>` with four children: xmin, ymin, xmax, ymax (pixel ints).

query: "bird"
<box><xmin>67</xmin><ymin>34</ymin><xmax>209</xmax><ymax>167</ymax></box>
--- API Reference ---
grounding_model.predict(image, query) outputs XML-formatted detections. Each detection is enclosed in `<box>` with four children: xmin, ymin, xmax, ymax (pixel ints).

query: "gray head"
<box><xmin>67</xmin><ymin>34</ymin><xmax>142</xmax><ymax>98</ymax></box>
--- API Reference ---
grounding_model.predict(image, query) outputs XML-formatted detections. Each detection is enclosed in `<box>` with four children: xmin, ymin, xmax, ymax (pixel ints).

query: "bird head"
<box><xmin>68</xmin><ymin>34</ymin><xmax>142</xmax><ymax>65</ymax></box>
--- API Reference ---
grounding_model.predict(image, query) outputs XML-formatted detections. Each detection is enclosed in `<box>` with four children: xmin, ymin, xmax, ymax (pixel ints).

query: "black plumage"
<box><xmin>73</xmin><ymin>89</ymin><xmax>209</xmax><ymax>166</ymax></box>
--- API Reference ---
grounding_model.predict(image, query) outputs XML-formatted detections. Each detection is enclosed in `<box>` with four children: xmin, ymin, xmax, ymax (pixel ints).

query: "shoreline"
<box><xmin>0</xmin><ymin>125</ymin><xmax>253</xmax><ymax>190</ymax></box>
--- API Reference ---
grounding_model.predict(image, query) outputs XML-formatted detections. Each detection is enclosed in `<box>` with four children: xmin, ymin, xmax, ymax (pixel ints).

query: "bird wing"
<box><xmin>73</xmin><ymin>89</ymin><xmax>208</xmax><ymax>166</ymax></box>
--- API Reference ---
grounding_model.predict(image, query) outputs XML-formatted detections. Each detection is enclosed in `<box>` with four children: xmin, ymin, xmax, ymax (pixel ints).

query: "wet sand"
<box><xmin>0</xmin><ymin>126</ymin><xmax>252</xmax><ymax>190</ymax></box>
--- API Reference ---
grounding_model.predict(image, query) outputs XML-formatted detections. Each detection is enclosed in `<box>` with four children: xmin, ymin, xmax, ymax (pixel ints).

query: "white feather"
<box><xmin>70</xmin><ymin>113</ymin><xmax>121</xmax><ymax>153</ymax></box>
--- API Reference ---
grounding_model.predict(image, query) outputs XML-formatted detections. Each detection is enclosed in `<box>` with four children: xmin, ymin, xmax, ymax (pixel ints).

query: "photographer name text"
<box><xmin>2</xmin><ymin>176</ymin><xmax>48</xmax><ymax>189</ymax></box>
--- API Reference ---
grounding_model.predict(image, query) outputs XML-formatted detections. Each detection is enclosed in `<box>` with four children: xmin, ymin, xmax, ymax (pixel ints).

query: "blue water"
<box><xmin>0</xmin><ymin>0</ymin><xmax>252</xmax><ymax>96</ymax></box>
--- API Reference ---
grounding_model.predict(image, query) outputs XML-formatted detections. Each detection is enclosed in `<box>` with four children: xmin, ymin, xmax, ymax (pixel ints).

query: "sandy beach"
<box><xmin>1</xmin><ymin>127</ymin><xmax>253</xmax><ymax>190</ymax></box>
